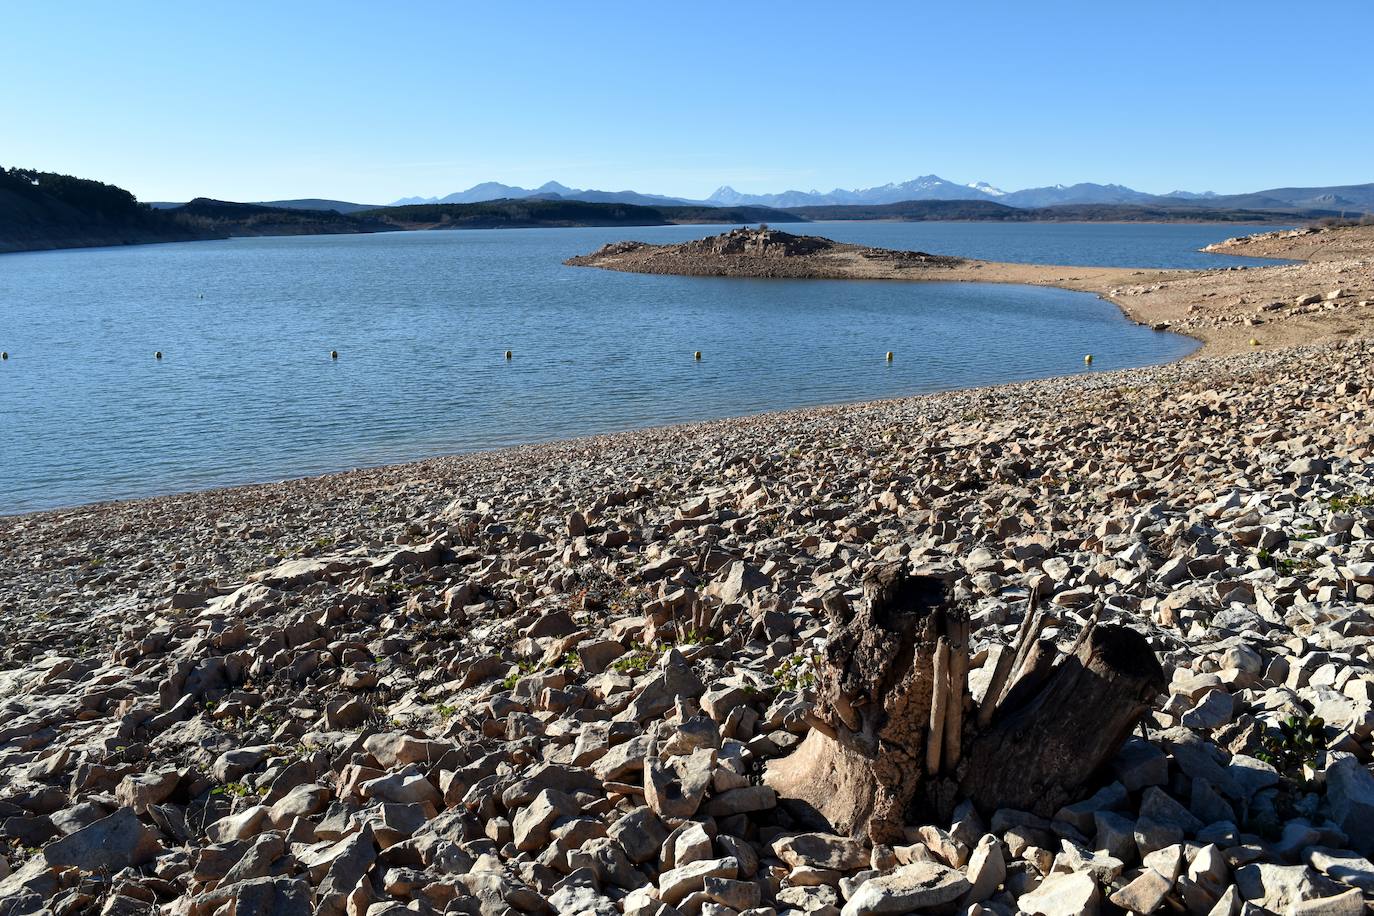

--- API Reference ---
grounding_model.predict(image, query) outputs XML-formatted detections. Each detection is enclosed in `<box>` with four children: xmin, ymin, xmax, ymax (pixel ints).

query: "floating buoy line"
<box><xmin>0</xmin><ymin>347</ymin><xmax>1110</xmax><ymax>371</ymax></box>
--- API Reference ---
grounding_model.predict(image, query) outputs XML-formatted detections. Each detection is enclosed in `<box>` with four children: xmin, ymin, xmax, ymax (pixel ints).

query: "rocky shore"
<box><xmin>569</xmin><ymin>226</ymin><xmax>1374</xmax><ymax>358</ymax></box>
<box><xmin>4</xmin><ymin>329</ymin><xmax>1374</xmax><ymax>914</ymax></box>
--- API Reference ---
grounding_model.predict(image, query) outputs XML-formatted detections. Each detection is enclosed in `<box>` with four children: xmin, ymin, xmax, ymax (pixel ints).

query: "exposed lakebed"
<box><xmin>0</xmin><ymin>222</ymin><xmax>1268</xmax><ymax>513</ymax></box>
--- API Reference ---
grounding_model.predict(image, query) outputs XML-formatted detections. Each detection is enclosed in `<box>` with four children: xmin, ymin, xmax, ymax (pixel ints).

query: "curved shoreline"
<box><xmin>4</xmin><ymin>225</ymin><xmax>1369</xmax><ymax>519</ymax></box>
<box><xmin>567</xmin><ymin>225</ymin><xmax>1374</xmax><ymax>359</ymax></box>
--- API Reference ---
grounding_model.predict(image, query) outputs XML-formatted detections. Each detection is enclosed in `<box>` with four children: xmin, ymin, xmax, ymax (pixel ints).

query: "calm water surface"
<box><xmin>0</xmin><ymin>222</ymin><xmax>1276</xmax><ymax>513</ymax></box>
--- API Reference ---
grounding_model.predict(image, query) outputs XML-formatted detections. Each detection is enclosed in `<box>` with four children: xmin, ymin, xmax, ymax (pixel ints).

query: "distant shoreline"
<box><xmin>0</xmin><ymin>215</ymin><xmax>1303</xmax><ymax>258</ymax></box>
<box><xmin>0</xmin><ymin>198</ymin><xmax>1321</xmax><ymax>257</ymax></box>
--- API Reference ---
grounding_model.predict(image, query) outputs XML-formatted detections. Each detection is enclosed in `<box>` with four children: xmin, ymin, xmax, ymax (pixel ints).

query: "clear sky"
<box><xmin>4</xmin><ymin>1</ymin><xmax>1371</xmax><ymax>204</ymax></box>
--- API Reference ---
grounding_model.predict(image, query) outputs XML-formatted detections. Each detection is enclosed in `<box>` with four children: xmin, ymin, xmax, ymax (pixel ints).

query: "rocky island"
<box><xmin>2</xmin><ymin>225</ymin><xmax>1374</xmax><ymax>914</ymax></box>
<box><xmin>569</xmin><ymin>225</ymin><xmax>1374</xmax><ymax>358</ymax></box>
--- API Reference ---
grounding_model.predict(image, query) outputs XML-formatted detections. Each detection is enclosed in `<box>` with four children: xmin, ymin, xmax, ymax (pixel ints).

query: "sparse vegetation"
<box><xmin>1255</xmin><ymin>714</ymin><xmax>1326</xmax><ymax>782</ymax></box>
<box><xmin>772</xmin><ymin>653</ymin><xmax>819</xmax><ymax>693</ymax></box>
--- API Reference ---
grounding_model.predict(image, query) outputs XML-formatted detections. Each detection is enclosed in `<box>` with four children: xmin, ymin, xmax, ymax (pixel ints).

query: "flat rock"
<box><xmin>43</xmin><ymin>807</ymin><xmax>164</xmax><ymax>871</ymax></box>
<box><xmin>839</xmin><ymin>862</ymin><xmax>969</xmax><ymax>916</ymax></box>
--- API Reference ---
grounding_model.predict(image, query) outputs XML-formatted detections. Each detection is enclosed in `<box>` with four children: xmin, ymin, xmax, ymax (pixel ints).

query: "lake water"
<box><xmin>0</xmin><ymin>222</ymin><xmax>1275</xmax><ymax>514</ymax></box>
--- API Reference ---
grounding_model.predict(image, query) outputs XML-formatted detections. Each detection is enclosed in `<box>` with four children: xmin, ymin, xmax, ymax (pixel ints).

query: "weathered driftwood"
<box><xmin>766</xmin><ymin>562</ymin><xmax>1163</xmax><ymax>842</ymax></box>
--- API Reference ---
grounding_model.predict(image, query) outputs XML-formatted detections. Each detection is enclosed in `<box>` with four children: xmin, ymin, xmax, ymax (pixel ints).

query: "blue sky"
<box><xmin>3</xmin><ymin>1</ymin><xmax>1371</xmax><ymax>203</ymax></box>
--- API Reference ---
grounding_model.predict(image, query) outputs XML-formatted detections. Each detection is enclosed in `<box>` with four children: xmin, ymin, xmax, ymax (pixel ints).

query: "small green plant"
<box><xmin>1330</xmin><ymin>494</ymin><xmax>1374</xmax><ymax>512</ymax></box>
<box><xmin>560</xmin><ymin>651</ymin><xmax>583</xmax><ymax>671</ymax></box>
<box><xmin>773</xmin><ymin>653</ymin><xmax>819</xmax><ymax>693</ymax></box>
<box><xmin>212</xmin><ymin>782</ymin><xmax>253</xmax><ymax>798</ymax></box>
<box><xmin>1255</xmin><ymin>714</ymin><xmax>1325</xmax><ymax>780</ymax></box>
<box><xmin>502</xmin><ymin>660</ymin><xmax>537</xmax><ymax>691</ymax></box>
<box><xmin>434</xmin><ymin>703</ymin><xmax>458</xmax><ymax>720</ymax></box>
<box><xmin>1258</xmin><ymin>548</ymin><xmax>1315</xmax><ymax>576</ymax></box>
<box><xmin>610</xmin><ymin>648</ymin><xmax>655</xmax><ymax>675</ymax></box>
<box><xmin>669</xmin><ymin>627</ymin><xmax>715</xmax><ymax>648</ymax></box>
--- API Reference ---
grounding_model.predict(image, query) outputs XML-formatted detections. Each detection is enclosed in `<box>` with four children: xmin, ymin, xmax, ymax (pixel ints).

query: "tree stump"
<box><xmin>766</xmin><ymin>562</ymin><xmax>1164</xmax><ymax>841</ymax></box>
<box><xmin>958</xmin><ymin>623</ymin><xmax>1164</xmax><ymax>816</ymax></box>
<box><xmin>766</xmin><ymin>564</ymin><xmax>965</xmax><ymax>844</ymax></box>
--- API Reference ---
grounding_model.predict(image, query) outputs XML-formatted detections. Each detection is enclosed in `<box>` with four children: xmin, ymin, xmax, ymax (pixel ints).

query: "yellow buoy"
<box><xmin>505</xmin><ymin>350</ymin><xmax>513</xmax><ymax>360</ymax></box>
<box><xmin>885</xmin><ymin>351</ymin><xmax>894</xmax><ymax>362</ymax></box>
<box><xmin>331</xmin><ymin>350</ymin><xmax>338</xmax><ymax>359</ymax></box>
<box><xmin>1250</xmin><ymin>338</ymin><xmax>1260</xmax><ymax>346</ymax></box>
<box><xmin>155</xmin><ymin>351</ymin><xmax>163</xmax><ymax>360</ymax></box>
<box><xmin>1084</xmin><ymin>354</ymin><xmax>1093</xmax><ymax>364</ymax></box>
<box><xmin>694</xmin><ymin>351</ymin><xmax>702</xmax><ymax>360</ymax></box>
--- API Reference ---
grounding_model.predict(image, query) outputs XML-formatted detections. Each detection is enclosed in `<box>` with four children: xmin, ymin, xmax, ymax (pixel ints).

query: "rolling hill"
<box><xmin>0</xmin><ymin>167</ymin><xmax>216</xmax><ymax>254</ymax></box>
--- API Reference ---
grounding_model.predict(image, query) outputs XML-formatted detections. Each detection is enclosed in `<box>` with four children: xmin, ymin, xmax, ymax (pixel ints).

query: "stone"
<box><xmin>1017</xmin><ymin>871</ymin><xmax>1101</xmax><ymax>916</ymax></box>
<box><xmin>708</xmin><ymin>562</ymin><xmax>770</xmax><ymax>604</ymax></box>
<box><xmin>704</xmin><ymin>785</ymin><xmax>776</xmax><ymax>816</ymax></box>
<box><xmin>704</xmin><ymin>876</ymin><xmax>761</xmax><ymax>911</ymax></box>
<box><xmin>43</xmin><ymin>807</ymin><xmax>164</xmax><ymax>871</ymax></box>
<box><xmin>1113</xmin><ymin>738</ymin><xmax>1169</xmax><ymax>791</ymax></box>
<box><xmin>208</xmin><ymin>805</ymin><xmax>270</xmax><ymax>843</ymax></box>
<box><xmin>1108</xmin><ymin>867</ymin><xmax>1173</xmax><ymax>914</ymax></box>
<box><xmin>1234</xmin><ymin>863</ymin><xmax>1342</xmax><ymax>912</ymax></box>
<box><xmin>315</xmin><ymin>827</ymin><xmax>378</xmax><ymax>913</ymax></box>
<box><xmin>361</xmin><ymin>769</ymin><xmax>442</xmax><ymax>806</ymax></box>
<box><xmin>213</xmin><ymin>746</ymin><xmax>271</xmax><ymax>783</ymax></box>
<box><xmin>609</xmin><ymin>808</ymin><xmax>667</xmax><ymax>864</ymax></box>
<box><xmin>838</xmin><ymin>862</ymin><xmax>969</xmax><ymax>916</ymax></box>
<box><xmin>1055</xmin><ymin>782</ymin><xmax>1127</xmax><ymax>834</ymax></box>
<box><xmin>645</xmin><ymin>749</ymin><xmax>714</xmax><ymax>818</ymax></box>
<box><xmin>364</xmin><ymin>732</ymin><xmax>453</xmax><ymax>768</ymax></box>
<box><xmin>1094</xmin><ymin>810</ymin><xmax>1138</xmax><ymax>863</ymax></box>
<box><xmin>1188</xmin><ymin>844</ymin><xmax>1229</xmax><ymax>898</ymax></box>
<box><xmin>1290</xmin><ymin>887</ymin><xmax>1365</xmax><ymax>915</ymax></box>
<box><xmin>1133</xmin><ymin>816</ymin><xmax>1184</xmax><ymax>859</ymax></box>
<box><xmin>961</xmin><ymin>835</ymin><xmax>1006</xmax><ymax>905</ymax></box>
<box><xmin>717</xmin><ymin>834</ymin><xmax>760</xmax><ymax>878</ymax></box>
<box><xmin>674</xmin><ymin>822</ymin><xmax>714</xmax><ymax>867</ymax></box>
<box><xmin>269</xmin><ymin>783</ymin><xmax>329</xmax><ymax>826</ymax></box>
<box><xmin>115</xmin><ymin>769</ymin><xmax>179</xmax><ymax>814</ymax></box>
<box><xmin>1227</xmin><ymin>755</ymin><xmax>1280</xmax><ymax>800</ymax></box>
<box><xmin>1054</xmin><ymin>841</ymin><xmax>1123</xmax><ymax>884</ymax></box>
<box><xmin>658</xmin><ymin>856</ymin><xmax>738</xmax><ymax>906</ymax></box>
<box><xmin>1180</xmin><ymin>690</ymin><xmax>1234</xmax><ymax>729</ymax></box>
<box><xmin>773</xmin><ymin>833</ymin><xmax>870</xmax><ymax>871</ymax></box>
<box><xmin>1139</xmin><ymin>787</ymin><xmax>1203</xmax><ymax>835</ymax></box>
<box><xmin>1306</xmin><ymin>847</ymin><xmax>1374</xmax><ymax>892</ymax></box>
<box><xmin>187</xmin><ymin>876</ymin><xmax>313</xmax><ymax>916</ymax></box>
<box><xmin>513</xmin><ymin>788</ymin><xmax>579</xmax><ymax>851</ymax></box>
<box><xmin>1325</xmin><ymin>755</ymin><xmax>1374</xmax><ymax>857</ymax></box>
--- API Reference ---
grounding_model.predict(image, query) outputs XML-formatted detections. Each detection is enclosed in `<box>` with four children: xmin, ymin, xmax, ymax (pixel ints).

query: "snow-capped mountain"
<box><xmin>995</xmin><ymin>183</ymin><xmax>1158</xmax><ymax>208</ymax></box>
<box><xmin>706</xmin><ymin>175</ymin><xmax>994</xmax><ymax>208</ymax></box>
<box><xmin>389</xmin><ymin>181</ymin><xmax>698</xmax><ymax>208</ymax></box>
<box><xmin>385</xmin><ymin>177</ymin><xmax>1374</xmax><ymax>213</ymax></box>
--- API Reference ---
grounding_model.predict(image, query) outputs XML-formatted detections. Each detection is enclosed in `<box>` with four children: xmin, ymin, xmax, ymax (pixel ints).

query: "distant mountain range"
<box><xmin>391</xmin><ymin>181</ymin><xmax>699</xmax><ymax>208</ymax></box>
<box><xmin>382</xmin><ymin>176</ymin><xmax>1374</xmax><ymax>214</ymax></box>
<box><xmin>142</xmin><ymin>178</ymin><xmax>1374</xmax><ymax>218</ymax></box>
<box><xmin>6</xmin><ymin>162</ymin><xmax>1360</xmax><ymax>256</ymax></box>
